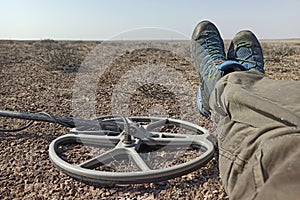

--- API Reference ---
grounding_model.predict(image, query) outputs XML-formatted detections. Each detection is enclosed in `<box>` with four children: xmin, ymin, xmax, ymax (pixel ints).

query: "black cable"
<box><xmin>94</xmin><ymin>114</ymin><xmax>129</xmax><ymax>134</ymax></box>
<box><xmin>0</xmin><ymin>111</ymin><xmax>69</xmax><ymax>133</ymax></box>
<box><xmin>39</xmin><ymin>112</ymin><xmax>72</xmax><ymax>127</ymax></box>
<box><xmin>0</xmin><ymin>112</ymin><xmax>126</xmax><ymax>133</ymax></box>
<box><xmin>96</xmin><ymin>115</ymin><xmax>133</xmax><ymax>143</ymax></box>
<box><xmin>0</xmin><ymin>120</ymin><xmax>34</xmax><ymax>132</ymax></box>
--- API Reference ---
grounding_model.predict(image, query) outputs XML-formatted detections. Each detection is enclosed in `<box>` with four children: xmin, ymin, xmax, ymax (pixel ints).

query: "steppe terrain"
<box><xmin>0</xmin><ymin>39</ymin><xmax>299</xmax><ymax>199</ymax></box>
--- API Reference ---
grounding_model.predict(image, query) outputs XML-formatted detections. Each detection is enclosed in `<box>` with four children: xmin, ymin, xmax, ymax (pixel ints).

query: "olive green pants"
<box><xmin>210</xmin><ymin>71</ymin><xmax>300</xmax><ymax>200</ymax></box>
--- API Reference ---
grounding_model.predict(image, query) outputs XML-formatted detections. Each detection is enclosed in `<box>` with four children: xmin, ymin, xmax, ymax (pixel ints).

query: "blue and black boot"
<box><xmin>192</xmin><ymin>21</ymin><xmax>244</xmax><ymax>116</ymax></box>
<box><xmin>227</xmin><ymin>30</ymin><xmax>265</xmax><ymax>73</ymax></box>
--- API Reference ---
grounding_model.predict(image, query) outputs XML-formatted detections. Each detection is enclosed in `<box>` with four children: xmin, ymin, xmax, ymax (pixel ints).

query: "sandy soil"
<box><xmin>0</xmin><ymin>39</ymin><xmax>299</xmax><ymax>199</ymax></box>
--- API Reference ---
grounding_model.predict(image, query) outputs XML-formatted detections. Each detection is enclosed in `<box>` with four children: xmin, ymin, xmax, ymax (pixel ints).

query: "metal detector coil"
<box><xmin>0</xmin><ymin>110</ymin><xmax>215</xmax><ymax>185</ymax></box>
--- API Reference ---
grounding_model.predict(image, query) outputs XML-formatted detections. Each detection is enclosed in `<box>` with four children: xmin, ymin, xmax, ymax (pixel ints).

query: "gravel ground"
<box><xmin>0</xmin><ymin>39</ymin><xmax>299</xmax><ymax>199</ymax></box>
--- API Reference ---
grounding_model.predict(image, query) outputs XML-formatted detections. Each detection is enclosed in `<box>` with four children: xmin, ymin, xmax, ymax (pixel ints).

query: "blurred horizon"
<box><xmin>1</xmin><ymin>38</ymin><xmax>300</xmax><ymax>42</ymax></box>
<box><xmin>1</xmin><ymin>0</ymin><xmax>299</xmax><ymax>40</ymax></box>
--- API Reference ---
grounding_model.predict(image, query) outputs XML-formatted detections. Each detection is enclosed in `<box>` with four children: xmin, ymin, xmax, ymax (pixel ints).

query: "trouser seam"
<box><xmin>219</xmin><ymin>147</ymin><xmax>248</xmax><ymax>166</ymax></box>
<box><xmin>265</xmin><ymin>132</ymin><xmax>300</xmax><ymax>143</ymax></box>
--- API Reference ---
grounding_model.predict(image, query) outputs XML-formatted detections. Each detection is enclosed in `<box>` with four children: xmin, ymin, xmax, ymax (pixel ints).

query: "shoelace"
<box><xmin>234</xmin><ymin>42</ymin><xmax>257</xmax><ymax>66</ymax></box>
<box><xmin>204</xmin><ymin>30</ymin><xmax>225</xmax><ymax>79</ymax></box>
<box><xmin>205</xmin><ymin>30</ymin><xmax>225</xmax><ymax>60</ymax></box>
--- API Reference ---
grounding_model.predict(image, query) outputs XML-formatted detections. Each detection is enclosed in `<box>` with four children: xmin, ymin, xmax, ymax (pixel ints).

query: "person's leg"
<box><xmin>192</xmin><ymin>21</ymin><xmax>300</xmax><ymax>199</ymax></box>
<box><xmin>213</xmin><ymin>30</ymin><xmax>300</xmax><ymax>200</ymax></box>
<box><xmin>211</xmin><ymin>71</ymin><xmax>300</xmax><ymax>200</ymax></box>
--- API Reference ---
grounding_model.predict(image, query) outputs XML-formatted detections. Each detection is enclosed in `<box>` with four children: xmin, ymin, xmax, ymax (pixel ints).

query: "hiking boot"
<box><xmin>228</xmin><ymin>30</ymin><xmax>265</xmax><ymax>73</ymax></box>
<box><xmin>192</xmin><ymin>21</ymin><xmax>244</xmax><ymax>116</ymax></box>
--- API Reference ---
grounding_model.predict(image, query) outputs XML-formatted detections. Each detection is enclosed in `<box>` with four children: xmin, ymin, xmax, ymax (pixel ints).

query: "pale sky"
<box><xmin>0</xmin><ymin>0</ymin><xmax>299</xmax><ymax>40</ymax></box>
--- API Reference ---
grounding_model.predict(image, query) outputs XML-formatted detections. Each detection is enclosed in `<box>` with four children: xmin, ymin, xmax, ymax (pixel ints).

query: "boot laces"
<box><xmin>205</xmin><ymin>30</ymin><xmax>225</xmax><ymax>61</ymax></box>
<box><xmin>235</xmin><ymin>42</ymin><xmax>257</xmax><ymax>66</ymax></box>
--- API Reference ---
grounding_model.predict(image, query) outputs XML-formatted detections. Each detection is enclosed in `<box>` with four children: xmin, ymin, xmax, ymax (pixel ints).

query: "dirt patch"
<box><xmin>0</xmin><ymin>39</ymin><xmax>299</xmax><ymax>199</ymax></box>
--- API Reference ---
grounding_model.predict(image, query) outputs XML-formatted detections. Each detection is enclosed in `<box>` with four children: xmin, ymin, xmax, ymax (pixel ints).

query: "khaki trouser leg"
<box><xmin>210</xmin><ymin>71</ymin><xmax>300</xmax><ymax>200</ymax></box>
